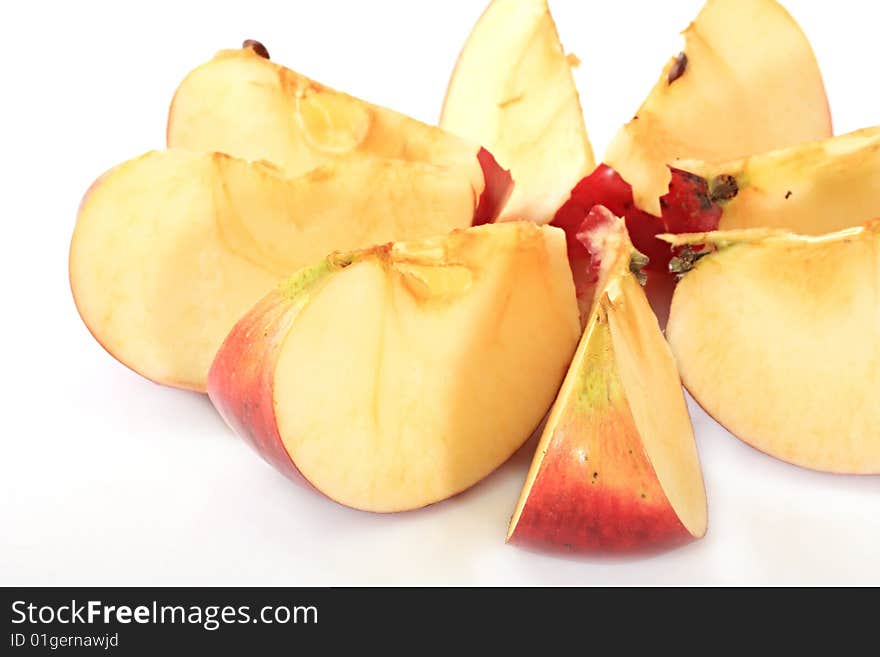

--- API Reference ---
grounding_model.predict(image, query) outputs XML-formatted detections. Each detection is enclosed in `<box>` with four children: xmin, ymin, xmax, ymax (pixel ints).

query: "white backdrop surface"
<box><xmin>2</xmin><ymin>0</ymin><xmax>878</xmax><ymax>585</ymax></box>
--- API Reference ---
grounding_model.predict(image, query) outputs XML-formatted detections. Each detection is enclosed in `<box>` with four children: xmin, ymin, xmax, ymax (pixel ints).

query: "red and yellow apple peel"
<box><xmin>509</xmin><ymin>207</ymin><xmax>707</xmax><ymax>554</ymax></box>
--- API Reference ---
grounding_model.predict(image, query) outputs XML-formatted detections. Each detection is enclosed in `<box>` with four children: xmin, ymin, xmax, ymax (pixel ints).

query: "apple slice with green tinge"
<box><xmin>508</xmin><ymin>207</ymin><xmax>707</xmax><ymax>553</ymax></box>
<box><xmin>605</xmin><ymin>0</ymin><xmax>831</xmax><ymax>217</ymax></box>
<box><xmin>665</xmin><ymin>222</ymin><xmax>880</xmax><ymax>474</ymax></box>
<box><xmin>168</xmin><ymin>44</ymin><xmax>512</xmax><ymax>223</ymax></box>
<box><xmin>441</xmin><ymin>0</ymin><xmax>594</xmax><ymax>224</ymax></box>
<box><xmin>208</xmin><ymin>223</ymin><xmax>581</xmax><ymax>512</ymax></box>
<box><xmin>70</xmin><ymin>150</ymin><xmax>486</xmax><ymax>392</ymax></box>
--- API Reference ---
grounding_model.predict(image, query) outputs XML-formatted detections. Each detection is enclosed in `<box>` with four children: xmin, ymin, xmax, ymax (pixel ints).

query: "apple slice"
<box><xmin>605</xmin><ymin>0</ymin><xmax>830</xmax><ymax>217</ymax></box>
<box><xmin>208</xmin><ymin>223</ymin><xmax>581</xmax><ymax>512</ymax></box>
<box><xmin>554</xmin><ymin>127</ymin><xmax>880</xmax><ymax>271</ymax></box>
<box><xmin>665</xmin><ymin>222</ymin><xmax>880</xmax><ymax>474</ymax></box>
<box><xmin>70</xmin><ymin>150</ymin><xmax>484</xmax><ymax>392</ymax></box>
<box><xmin>672</xmin><ymin>126</ymin><xmax>880</xmax><ymax>234</ymax></box>
<box><xmin>440</xmin><ymin>0</ymin><xmax>594</xmax><ymax>224</ymax></box>
<box><xmin>167</xmin><ymin>44</ymin><xmax>512</xmax><ymax>223</ymax></box>
<box><xmin>508</xmin><ymin>207</ymin><xmax>706</xmax><ymax>553</ymax></box>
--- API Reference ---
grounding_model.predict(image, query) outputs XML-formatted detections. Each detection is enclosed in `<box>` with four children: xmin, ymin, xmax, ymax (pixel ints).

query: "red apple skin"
<box><xmin>473</xmin><ymin>147</ymin><xmax>514</xmax><ymax>225</ymax></box>
<box><xmin>508</xmin><ymin>410</ymin><xmax>692</xmax><ymax>555</ymax></box>
<box><xmin>508</xmin><ymin>318</ymin><xmax>694</xmax><ymax>554</ymax></box>
<box><xmin>551</xmin><ymin>164</ymin><xmax>722</xmax><ymax>272</ymax></box>
<box><xmin>207</xmin><ymin>287</ymin><xmax>309</xmax><ymax>485</ymax></box>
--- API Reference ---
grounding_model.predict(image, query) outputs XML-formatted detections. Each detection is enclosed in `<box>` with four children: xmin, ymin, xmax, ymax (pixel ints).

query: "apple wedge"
<box><xmin>665</xmin><ymin>222</ymin><xmax>880</xmax><ymax>474</ymax></box>
<box><xmin>605</xmin><ymin>0</ymin><xmax>831</xmax><ymax>217</ymax></box>
<box><xmin>167</xmin><ymin>45</ymin><xmax>512</xmax><ymax>223</ymax></box>
<box><xmin>672</xmin><ymin>126</ymin><xmax>880</xmax><ymax>234</ymax></box>
<box><xmin>208</xmin><ymin>223</ymin><xmax>581</xmax><ymax>512</ymax></box>
<box><xmin>440</xmin><ymin>0</ymin><xmax>594</xmax><ymax>224</ymax></box>
<box><xmin>70</xmin><ymin>150</ymin><xmax>485</xmax><ymax>392</ymax></box>
<box><xmin>508</xmin><ymin>208</ymin><xmax>707</xmax><ymax>553</ymax></box>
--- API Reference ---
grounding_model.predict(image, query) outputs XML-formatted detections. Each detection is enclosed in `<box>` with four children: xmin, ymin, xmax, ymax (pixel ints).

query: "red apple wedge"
<box><xmin>208</xmin><ymin>223</ymin><xmax>581</xmax><ymax>512</ymax></box>
<box><xmin>441</xmin><ymin>0</ymin><xmax>594</xmax><ymax>224</ymax></box>
<box><xmin>508</xmin><ymin>208</ymin><xmax>707</xmax><ymax>553</ymax></box>
<box><xmin>70</xmin><ymin>150</ymin><xmax>487</xmax><ymax>392</ymax></box>
<box><xmin>665</xmin><ymin>222</ymin><xmax>880</xmax><ymax>474</ymax></box>
<box><xmin>167</xmin><ymin>44</ymin><xmax>512</xmax><ymax>223</ymax></box>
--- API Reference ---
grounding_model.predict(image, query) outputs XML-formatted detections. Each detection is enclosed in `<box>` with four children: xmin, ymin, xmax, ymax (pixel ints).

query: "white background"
<box><xmin>2</xmin><ymin>0</ymin><xmax>878</xmax><ymax>586</ymax></box>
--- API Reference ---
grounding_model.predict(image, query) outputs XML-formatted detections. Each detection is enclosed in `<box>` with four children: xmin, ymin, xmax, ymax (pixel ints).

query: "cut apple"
<box><xmin>441</xmin><ymin>0</ymin><xmax>594</xmax><ymax>224</ymax></box>
<box><xmin>70</xmin><ymin>150</ymin><xmax>484</xmax><ymax>392</ymax></box>
<box><xmin>665</xmin><ymin>222</ymin><xmax>880</xmax><ymax>474</ymax></box>
<box><xmin>167</xmin><ymin>45</ymin><xmax>513</xmax><ymax>223</ymax></box>
<box><xmin>508</xmin><ymin>207</ymin><xmax>706</xmax><ymax>553</ymax></box>
<box><xmin>557</xmin><ymin>0</ymin><xmax>832</xmax><ymax>270</ymax></box>
<box><xmin>674</xmin><ymin>126</ymin><xmax>880</xmax><ymax>234</ymax></box>
<box><xmin>208</xmin><ymin>223</ymin><xmax>581</xmax><ymax>512</ymax></box>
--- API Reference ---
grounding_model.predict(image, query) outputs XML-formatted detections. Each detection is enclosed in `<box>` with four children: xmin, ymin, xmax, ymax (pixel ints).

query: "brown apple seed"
<box><xmin>668</xmin><ymin>52</ymin><xmax>688</xmax><ymax>84</ymax></box>
<box><xmin>242</xmin><ymin>39</ymin><xmax>270</xmax><ymax>60</ymax></box>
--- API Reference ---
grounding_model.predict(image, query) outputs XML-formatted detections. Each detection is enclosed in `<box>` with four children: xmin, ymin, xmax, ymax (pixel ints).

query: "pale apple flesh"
<box><xmin>508</xmin><ymin>208</ymin><xmax>706</xmax><ymax>553</ymax></box>
<box><xmin>604</xmin><ymin>0</ymin><xmax>831</xmax><ymax>217</ymax></box>
<box><xmin>665</xmin><ymin>222</ymin><xmax>880</xmax><ymax>474</ymax></box>
<box><xmin>677</xmin><ymin>126</ymin><xmax>880</xmax><ymax>234</ymax></box>
<box><xmin>441</xmin><ymin>0</ymin><xmax>594</xmax><ymax>224</ymax></box>
<box><xmin>70</xmin><ymin>150</ymin><xmax>482</xmax><ymax>391</ymax></box>
<box><xmin>167</xmin><ymin>47</ymin><xmax>513</xmax><ymax>222</ymax></box>
<box><xmin>208</xmin><ymin>223</ymin><xmax>581</xmax><ymax>512</ymax></box>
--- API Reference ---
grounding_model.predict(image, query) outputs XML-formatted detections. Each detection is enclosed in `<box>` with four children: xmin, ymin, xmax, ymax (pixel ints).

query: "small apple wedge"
<box><xmin>167</xmin><ymin>45</ymin><xmax>512</xmax><ymax>223</ymax></box>
<box><xmin>508</xmin><ymin>207</ymin><xmax>707</xmax><ymax>554</ymax></box>
<box><xmin>671</xmin><ymin>126</ymin><xmax>880</xmax><ymax>234</ymax></box>
<box><xmin>440</xmin><ymin>0</ymin><xmax>594</xmax><ymax>224</ymax></box>
<box><xmin>665</xmin><ymin>222</ymin><xmax>880</xmax><ymax>474</ymax></box>
<box><xmin>70</xmin><ymin>150</ymin><xmax>484</xmax><ymax>392</ymax></box>
<box><xmin>208</xmin><ymin>223</ymin><xmax>581</xmax><ymax>512</ymax></box>
<box><xmin>604</xmin><ymin>0</ymin><xmax>831</xmax><ymax>217</ymax></box>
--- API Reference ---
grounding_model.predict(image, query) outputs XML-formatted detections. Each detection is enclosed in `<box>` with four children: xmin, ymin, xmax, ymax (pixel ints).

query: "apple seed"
<box><xmin>242</xmin><ymin>39</ymin><xmax>270</xmax><ymax>60</ymax></box>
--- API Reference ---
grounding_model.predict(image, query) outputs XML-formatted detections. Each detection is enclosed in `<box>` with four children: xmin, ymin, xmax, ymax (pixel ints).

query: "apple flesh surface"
<box><xmin>677</xmin><ymin>126</ymin><xmax>880</xmax><ymax>234</ymax></box>
<box><xmin>168</xmin><ymin>47</ymin><xmax>512</xmax><ymax>223</ymax></box>
<box><xmin>208</xmin><ymin>223</ymin><xmax>581</xmax><ymax>512</ymax></box>
<box><xmin>70</xmin><ymin>150</ymin><xmax>484</xmax><ymax>391</ymax></box>
<box><xmin>441</xmin><ymin>0</ymin><xmax>594</xmax><ymax>224</ymax></box>
<box><xmin>508</xmin><ymin>207</ymin><xmax>707</xmax><ymax>553</ymax></box>
<box><xmin>665</xmin><ymin>222</ymin><xmax>880</xmax><ymax>474</ymax></box>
